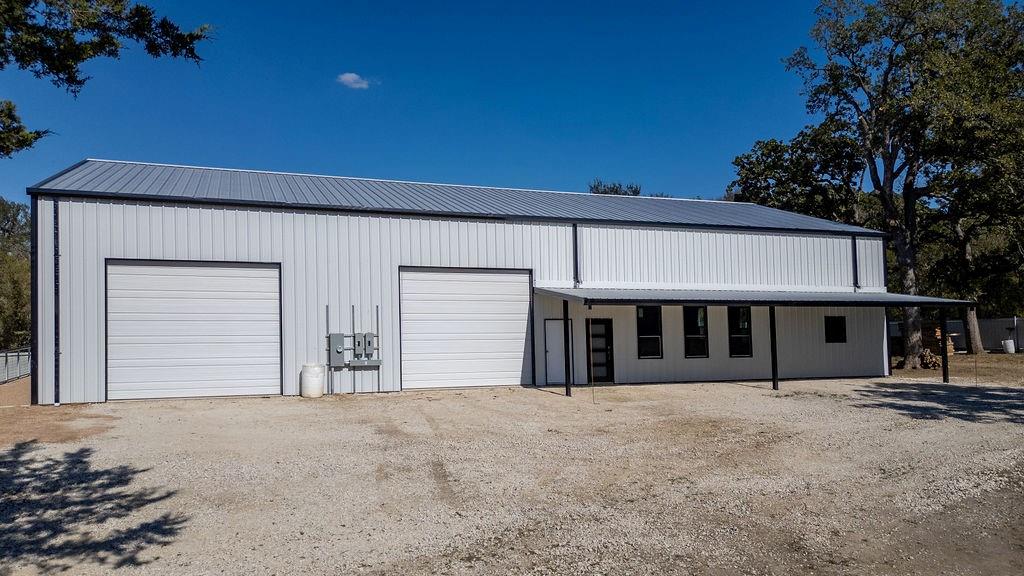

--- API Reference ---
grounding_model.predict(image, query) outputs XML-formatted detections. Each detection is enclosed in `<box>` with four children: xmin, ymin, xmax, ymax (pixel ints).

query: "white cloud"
<box><xmin>336</xmin><ymin>72</ymin><xmax>370</xmax><ymax>89</ymax></box>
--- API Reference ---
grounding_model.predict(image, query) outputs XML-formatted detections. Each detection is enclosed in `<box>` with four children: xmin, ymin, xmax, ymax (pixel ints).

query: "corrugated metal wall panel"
<box><xmin>856</xmin><ymin>237</ymin><xmax>885</xmax><ymax>290</ymax></box>
<box><xmin>35</xmin><ymin>198</ymin><xmax>56</xmax><ymax>404</ymax></box>
<box><xmin>35</xmin><ymin>197</ymin><xmax>886</xmax><ymax>403</ymax></box>
<box><xmin>776</xmin><ymin>306</ymin><xmax>887</xmax><ymax>377</ymax></box>
<box><xmin>576</xmin><ymin>225</ymin><xmax>861</xmax><ymax>291</ymax></box>
<box><xmin>36</xmin><ymin>198</ymin><xmax>574</xmax><ymax>402</ymax></box>
<box><xmin>532</xmin><ymin>295</ymin><xmax>885</xmax><ymax>384</ymax></box>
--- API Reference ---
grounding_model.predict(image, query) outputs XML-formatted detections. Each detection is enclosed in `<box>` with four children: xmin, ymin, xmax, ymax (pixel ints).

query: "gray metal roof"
<box><xmin>29</xmin><ymin>159</ymin><xmax>881</xmax><ymax>236</ymax></box>
<box><xmin>535</xmin><ymin>287</ymin><xmax>970</xmax><ymax>307</ymax></box>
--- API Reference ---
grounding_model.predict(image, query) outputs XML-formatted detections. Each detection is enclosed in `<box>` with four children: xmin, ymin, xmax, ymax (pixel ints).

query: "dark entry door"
<box><xmin>587</xmin><ymin>319</ymin><xmax>614</xmax><ymax>383</ymax></box>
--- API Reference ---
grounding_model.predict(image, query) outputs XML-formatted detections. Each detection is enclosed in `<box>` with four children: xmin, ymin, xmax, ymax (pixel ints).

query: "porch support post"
<box><xmin>940</xmin><ymin>308</ymin><xmax>949</xmax><ymax>383</ymax></box>
<box><xmin>562</xmin><ymin>299</ymin><xmax>572</xmax><ymax>397</ymax></box>
<box><xmin>769</xmin><ymin>305</ymin><xmax>779</xmax><ymax>390</ymax></box>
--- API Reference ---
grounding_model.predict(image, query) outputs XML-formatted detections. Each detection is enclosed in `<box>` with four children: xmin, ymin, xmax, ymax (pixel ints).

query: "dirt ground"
<box><xmin>893</xmin><ymin>352</ymin><xmax>1024</xmax><ymax>386</ymax></box>
<box><xmin>0</xmin><ymin>377</ymin><xmax>30</xmax><ymax>407</ymax></box>
<box><xmin>1</xmin><ymin>376</ymin><xmax>1022</xmax><ymax>575</ymax></box>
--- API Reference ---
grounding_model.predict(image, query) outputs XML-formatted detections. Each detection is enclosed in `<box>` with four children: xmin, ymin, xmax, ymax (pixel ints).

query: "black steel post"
<box><xmin>940</xmin><ymin>308</ymin><xmax>949</xmax><ymax>383</ymax></box>
<box><xmin>562</xmin><ymin>299</ymin><xmax>572</xmax><ymax>397</ymax></box>
<box><xmin>769</xmin><ymin>305</ymin><xmax>779</xmax><ymax>390</ymax></box>
<box><xmin>851</xmin><ymin>235</ymin><xmax>860</xmax><ymax>289</ymax></box>
<box><xmin>571</xmin><ymin>223</ymin><xmax>580</xmax><ymax>288</ymax></box>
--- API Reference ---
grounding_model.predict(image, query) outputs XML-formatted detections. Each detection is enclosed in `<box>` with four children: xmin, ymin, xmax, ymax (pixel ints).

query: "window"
<box><xmin>636</xmin><ymin>306</ymin><xmax>663</xmax><ymax>359</ymax></box>
<box><xmin>728</xmin><ymin>306</ymin><xmax>753</xmax><ymax>357</ymax></box>
<box><xmin>824</xmin><ymin>316</ymin><xmax>847</xmax><ymax>343</ymax></box>
<box><xmin>683</xmin><ymin>306</ymin><xmax>709</xmax><ymax>358</ymax></box>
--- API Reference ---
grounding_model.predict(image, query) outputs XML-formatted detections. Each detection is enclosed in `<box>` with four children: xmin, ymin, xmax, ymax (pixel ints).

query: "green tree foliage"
<box><xmin>727</xmin><ymin>117</ymin><xmax>865</xmax><ymax>224</ymax></box>
<box><xmin>734</xmin><ymin>0</ymin><xmax>1024</xmax><ymax>365</ymax></box>
<box><xmin>588</xmin><ymin>178</ymin><xmax>673</xmax><ymax>198</ymax></box>
<box><xmin>0</xmin><ymin>0</ymin><xmax>209</xmax><ymax>157</ymax></box>
<box><xmin>0</xmin><ymin>198</ymin><xmax>30</xmax><ymax>348</ymax></box>
<box><xmin>589</xmin><ymin>178</ymin><xmax>642</xmax><ymax>196</ymax></box>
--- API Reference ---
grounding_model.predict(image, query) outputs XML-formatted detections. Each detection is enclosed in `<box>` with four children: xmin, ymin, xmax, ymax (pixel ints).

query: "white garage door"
<box><xmin>106</xmin><ymin>262</ymin><xmax>281</xmax><ymax>400</ymax></box>
<box><xmin>400</xmin><ymin>269</ymin><xmax>532</xmax><ymax>389</ymax></box>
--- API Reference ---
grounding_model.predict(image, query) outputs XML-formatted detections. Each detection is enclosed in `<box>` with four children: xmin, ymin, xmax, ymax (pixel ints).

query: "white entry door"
<box><xmin>544</xmin><ymin>319</ymin><xmax>573</xmax><ymax>385</ymax></box>
<box><xmin>106</xmin><ymin>262</ymin><xmax>282</xmax><ymax>400</ymax></box>
<box><xmin>400</xmin><ymin>269</ymin><xmax>532</xmax><ymax>389</ymax></box>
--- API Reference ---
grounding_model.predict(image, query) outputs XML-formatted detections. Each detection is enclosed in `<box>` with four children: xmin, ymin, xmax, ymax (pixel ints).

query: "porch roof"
<box><xmin>534</xmin><ymin>287</ymin><xmax>971</xmax><ymax>307</ymax></box>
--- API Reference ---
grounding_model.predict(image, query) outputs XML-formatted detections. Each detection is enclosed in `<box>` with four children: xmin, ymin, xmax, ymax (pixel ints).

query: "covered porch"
<box><xmin>534</xmin><ymin>287</ymin><xmax>971</xmax><ymax>395</ymax></box>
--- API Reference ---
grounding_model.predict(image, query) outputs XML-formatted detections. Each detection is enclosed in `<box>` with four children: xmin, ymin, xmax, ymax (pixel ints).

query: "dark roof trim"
<box><xmin>27</xmin><ymin>159</ymin><xmax>90</xmax><ymax>190</ymax></box>
<box><xmin>27</xmin><ymin>187</ymin><xmax>888</xmax><ymax>238</ymax></box>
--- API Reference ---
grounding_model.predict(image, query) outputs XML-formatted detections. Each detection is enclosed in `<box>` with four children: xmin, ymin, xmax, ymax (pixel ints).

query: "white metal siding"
<box><xmin>856</xmin><ymin>237</ymin><xmax>886</xmax><ymax>291</ymax></box>
<box><xmin>106</xmin><ymin>263</ymin><xmax>281</xmax><ymax>399</ymax></box>
<box><xmin>35</xmin><ymin>198</ymin><xmax>56</xmax><ymax>404</ymax></box>
<box><xmin>33</xmin><ymin>196</ymin><xmax>888</xmax><ymax>404</ymax></box>
<box><xmin>775</xmin><ymin>306</ymin><xmax>887</xmax><ymax>378</ymax></box>
<box><xmin>400</xmin><ymin>270</ymin><xmax>532</xmax><ymax>388</ymax></box>
<box><xmin>36</xmin><ymin>198</ymin><xmax>571</xmax><ymax>403</ymax></box>
<box><xmin>576</xmin><ymin>225</ymin><xmax>855</xmax><ymax>291</ymax></box>
<box><xmin>533</xmin><ymin>295</ymin><xmax>886</xmax><ymax>384</ymax></box>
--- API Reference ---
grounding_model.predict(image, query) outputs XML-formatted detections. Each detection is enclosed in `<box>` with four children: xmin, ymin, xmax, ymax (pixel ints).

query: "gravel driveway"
<box><xmin>1</xmin><ymin>377</ymin><xmax>1022</xmax><ymax>575</ymax></box>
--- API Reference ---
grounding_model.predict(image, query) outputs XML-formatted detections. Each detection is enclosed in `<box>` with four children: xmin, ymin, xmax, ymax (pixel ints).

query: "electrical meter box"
<box><xmin>328</xmin><ymin>333</ymin><xmax>346</xmax><ymax>367</ymax></box>
<box><xmin>363</xmin><ymin>332</ymin><xmax>376</xmax><ymax>358</ymax></box>
<box><xmin>353</xmin><ymin>333</ymin><xmax>365</xmax><ymax>357</ymax></box>
<box><xmin>350</xmin><ymin>332</ymin><xmax>380</xmax><ymax>367</ymax></box>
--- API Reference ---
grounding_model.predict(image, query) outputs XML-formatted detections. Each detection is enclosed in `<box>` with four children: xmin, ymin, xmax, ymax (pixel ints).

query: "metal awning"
<box><xmin>534</xmin><ymin>287</ymin><xmax>972</xmax><ymax>307</ymax></box>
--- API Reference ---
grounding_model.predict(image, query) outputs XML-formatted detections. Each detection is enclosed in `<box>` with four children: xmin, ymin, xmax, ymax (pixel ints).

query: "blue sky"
<box><xmin>2</xmin><ymin>0</ymin><xmax>821</xmax><ymax>203</ymax></box>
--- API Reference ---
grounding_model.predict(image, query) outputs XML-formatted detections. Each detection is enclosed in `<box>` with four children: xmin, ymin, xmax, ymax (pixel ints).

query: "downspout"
<box><xmin>850</xmin><ymin>235</ymin><xmax>860</xmax><ymax>291</ymax></box>
<box><xmin>572</xmin><ymin>223</ymin><xmax>580</xmax><ymax>288</ymax></box>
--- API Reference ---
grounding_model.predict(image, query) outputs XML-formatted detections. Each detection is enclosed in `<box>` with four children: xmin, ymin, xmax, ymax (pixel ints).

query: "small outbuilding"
<box><xmin>28</xmin><ymin>159</ymin><xmax>966</xmax><ymax>403</ymax></box>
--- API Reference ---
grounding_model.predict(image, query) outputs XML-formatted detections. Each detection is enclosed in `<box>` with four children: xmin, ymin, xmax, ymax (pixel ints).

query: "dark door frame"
<box><xmin>586</xmin><ymin>318</ymin><xmax>615</xmax><ymax>384</ymax></box>
<box><xmin>543</xmin><ymin>318</ymin><xmax>573</xmax><ymax>386</ymax></box>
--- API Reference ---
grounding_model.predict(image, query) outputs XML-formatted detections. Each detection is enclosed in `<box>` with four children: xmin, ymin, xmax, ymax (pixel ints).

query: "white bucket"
<box><xmin>300</xmin><ymin>364</ymin><xmax>325</xmax><ymax>398</ymax></box>
<box><xmin>1002</xmin><ymin>339</ymin><xmax>1017</xmax><ymax>354</ymax></box>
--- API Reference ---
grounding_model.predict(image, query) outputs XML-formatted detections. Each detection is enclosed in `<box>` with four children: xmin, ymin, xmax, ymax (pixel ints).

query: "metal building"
<box><xmin>29</xmin><ymin>159</ymin><xmax>966</xmax><ymax>404</ymax></box>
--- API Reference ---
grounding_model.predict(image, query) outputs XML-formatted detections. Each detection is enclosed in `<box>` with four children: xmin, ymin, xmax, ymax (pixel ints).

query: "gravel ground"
<box><xmin>1</xmin><ymin>376</ymin><xmax>1022</xmax><ymax>575</ymax></box>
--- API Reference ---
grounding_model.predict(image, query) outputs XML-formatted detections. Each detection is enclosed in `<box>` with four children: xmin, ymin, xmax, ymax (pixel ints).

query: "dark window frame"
<box><xmin>683</xmin><ymin>305</ymin><xmax>710</xmax><ymax>359</ymax></box>
<box><xmin>636</xmin><ymin>305</ymin><xmax>663</xmax><ymax>359</ymax></box>
<box><xmin>824</xmin><ymin>315</ymin><xmax>847</xmax><ymax>344</ymax></box>
<box><xmin>728</xmin><ymin>306</ymin><xmax>753</xmax><ymax>358</ymax></box>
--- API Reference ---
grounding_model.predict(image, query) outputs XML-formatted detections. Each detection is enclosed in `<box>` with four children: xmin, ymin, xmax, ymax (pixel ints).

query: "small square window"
<box><xmin>824</xmin><ymin>316</ymin><xmax>847</xmax><ymax>344</ymax></box>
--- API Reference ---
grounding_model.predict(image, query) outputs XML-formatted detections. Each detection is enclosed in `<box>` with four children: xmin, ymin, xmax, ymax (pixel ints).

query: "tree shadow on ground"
<box><xmin>855</xmin><ymin>381</ymin><xmax>1024</xmax><ymax>424</ymax></box>
<box><xmin>0</xmin><ymin>440</ymin><xmax>187</xmax><ymax>574</ymax></box>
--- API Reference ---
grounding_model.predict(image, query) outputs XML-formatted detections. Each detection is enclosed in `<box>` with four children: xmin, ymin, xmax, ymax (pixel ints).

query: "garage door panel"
<box><xmin>401</xmin><ymin>320</ymin><xmax>529</xmax><ymax>335</ymax></box>
<box><xmin>401</xmin><ymin>270</ymin><xmax>531</xmax><ymax>389</ymax></box>
<box><xmin>109</xmin><ymin>363</ymin><xmax>279</xmax><ymax>383</ymax></box>
<box><xmin>107</xmin><ymin>320</ymin><xmax>280</xmax><ymax>337</ymax></box>
<box><xmin>109</xmin><ymin>274</ymin><xmax>279</xmax><ymax>292</ymax></box>
<box><xmin>107</xmin><ymin>263</ymin><xmax>281</xmax><ymax>400</ymax></box>
<box><xmin>403</xmin><ymin>358</ymin><xmax>526</xmax><ymax>374</ymax></box>
<box><xmin>108</xmin><ymin>299</ymin><xmax>277</xmax><ymax>314</ymax></box>
<box><xmin>108</xmin><ymin>289</ymin><xmax>278</xmax><ymax>300</ymax></box>
<box><xmin>402</xmin><ymin>339</ymin><xmax>528</xmax><ymax>354</ymax></box>
<box><xmin>401</xmin><ymin>301</ymin><xmax>530</xmax><ymax>315</ymax></box>
<box><xmin>107</xmin><ymin>342</ymin><xmax>281</xmax><ymax>360</ymax></box>
<box><xmin>399</xmin><ymin>373</ymin><xmax>526</xmax><ymax>388</ymax></box>
<box><xmin>111</xmin><ymin>383</ymin><xmax>281</xmax><ymax>400</ymax></box>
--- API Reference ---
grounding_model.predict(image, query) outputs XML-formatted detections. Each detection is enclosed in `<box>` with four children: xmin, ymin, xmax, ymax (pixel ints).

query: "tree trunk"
<box><xmin>953</xmin><ymin>223</ymin><xmax>986</xmax><ymax>355</ymax></box>
<box><xmin>893</xmin><ymin>233</ymin><xmax>923</xmax><ymax>368</ymax></box>
<box><xmin>963</xmin><ymin>307</ymin><xmax>986</xmax><ymax>354</ymax></box>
